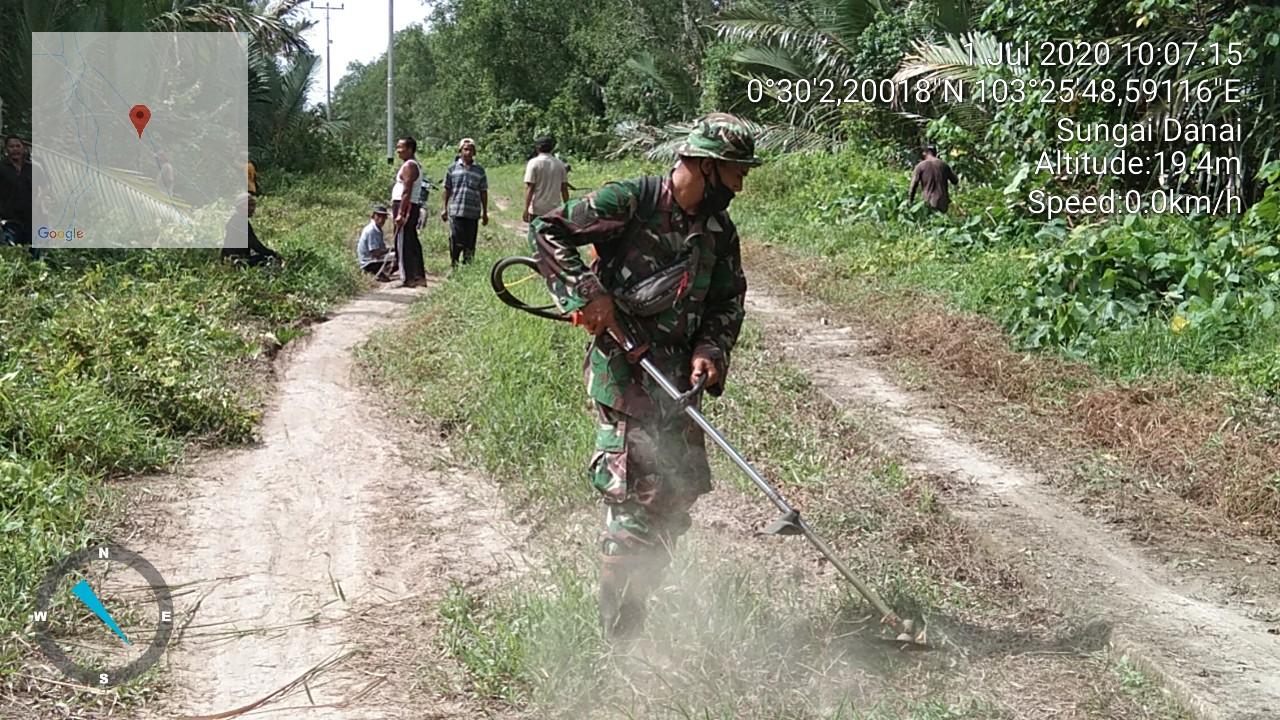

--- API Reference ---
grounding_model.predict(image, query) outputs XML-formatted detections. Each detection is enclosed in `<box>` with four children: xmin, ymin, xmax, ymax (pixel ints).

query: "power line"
<box><xmin>310</xmin><ymin>2</ymin><xmax>345</xmax><ymax>119</ymax></box>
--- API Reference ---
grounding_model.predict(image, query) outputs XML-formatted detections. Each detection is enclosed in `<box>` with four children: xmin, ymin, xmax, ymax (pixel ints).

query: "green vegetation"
<box><xmin>332</xmin><ymin>0</ymin><xmax>742</xmax><ymax>161</ymax></box>
<box><xmin>1</xmin><ymin>0</ymin><xmax>1275</xmax><ymax>714</ymax></box>
<box><xmin>736</xmin><ymin>152</ymin><xmax>1280</xmax><ymax>391</ymax></box>
<box><xmin>0</xmin><ymin>168</ymin><xmax>378</xmax><ymax>694</ymax></box>
<box><xmin>733</xmin><ymin>150</ymin><xmax>1279</xmax><ymax>537</ymax></box>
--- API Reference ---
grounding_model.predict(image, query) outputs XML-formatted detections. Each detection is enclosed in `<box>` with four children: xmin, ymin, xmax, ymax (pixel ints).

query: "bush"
<box><xmin>0</xmin><ymin>169</ymin><xmax>377</xmax><ymax>689</ymax></box>
<box><xmin>1007</xmin><ymin>214</ymin><xmax>1280</xmax><ymax>356</ymax></box>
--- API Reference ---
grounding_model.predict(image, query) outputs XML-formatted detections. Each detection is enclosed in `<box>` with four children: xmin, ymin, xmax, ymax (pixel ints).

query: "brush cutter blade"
<box><xmin>887</xmin><ymin>617</ymin><xmax>932</xmax><ymax>649</ymax></box>
<box><xmin>758</xmin><ymin>510</ymin><xmax>803</xmax><ymax>536</ymax></box>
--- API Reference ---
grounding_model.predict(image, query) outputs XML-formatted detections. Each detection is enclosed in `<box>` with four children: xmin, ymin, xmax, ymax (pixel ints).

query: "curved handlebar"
<box><xmin>489</xmin><ymin>256</ymin><xmax>575</xmax><ymax>322</ymax></box>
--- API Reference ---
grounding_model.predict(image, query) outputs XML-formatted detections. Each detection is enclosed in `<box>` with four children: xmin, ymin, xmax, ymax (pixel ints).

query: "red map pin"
<box><xmin>129</xmin><ymin>105</ymin><xmax>151</xmax><ymax>138</ymax></box>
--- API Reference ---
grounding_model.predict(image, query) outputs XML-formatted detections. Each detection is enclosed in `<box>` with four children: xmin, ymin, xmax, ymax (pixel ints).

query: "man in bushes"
<box><xmin>0</xmin><ymin>135</ymin><xmax>48</xmax><ymax>258</ymax></box>
<box><xmin>528</xmin><ymin>113</ymin><xmax>760</xmax><ymax>640</ymax></box>
<box><xmin>908</xmin><ymin>144</ymin><xmax>959</xmax><ymax>214</ymax></box>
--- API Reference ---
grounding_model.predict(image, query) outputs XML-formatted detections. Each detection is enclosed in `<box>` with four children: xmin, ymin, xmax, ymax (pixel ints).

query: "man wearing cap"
<box><xmin>523</xmin><ymin>135</ymin><xmax>569</xmax><ymax>223</ymax></box>
<box><xmin>528</xmin><ymin>112</ymin><xmax>762</xmax><ymax>640</ymax></box>
<box><xmin>440</xmin><ymin>138</ymin><xmax>489</xmax><ymax>271</ymax></box>
<box><xmin>357</xmin><ymin>204</ymin><xmax>394</xmax><ymax>281</ymax></box>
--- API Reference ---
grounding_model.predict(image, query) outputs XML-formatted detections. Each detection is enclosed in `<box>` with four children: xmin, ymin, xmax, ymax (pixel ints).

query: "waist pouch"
<box><xmin>613</xmin><ymin>251</ymin><xmax>698</xmax><ymax>317</ymax></box>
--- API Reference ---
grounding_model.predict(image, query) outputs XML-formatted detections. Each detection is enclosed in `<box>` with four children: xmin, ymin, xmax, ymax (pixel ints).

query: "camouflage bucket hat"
<box><xmin>676</xmin><ymin>112</ymin><xmax>763</xmax><ymax>167</ymax></box>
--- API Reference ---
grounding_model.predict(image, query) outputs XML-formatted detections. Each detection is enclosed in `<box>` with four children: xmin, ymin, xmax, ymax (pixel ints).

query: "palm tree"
<box><xmin>710</xmin><ymin>0</ymin><xmax>971</xmax><ymax>148</ymax></box>
<box><xmin>249</xmin><ymin>49</ymin><xmax>346</xmax><ymax>163</ymax></box>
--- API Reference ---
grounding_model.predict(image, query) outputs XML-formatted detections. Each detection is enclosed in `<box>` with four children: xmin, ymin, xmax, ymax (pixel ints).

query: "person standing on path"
<box><xmin>440</xmin><ymin>138</ymin><xmax>488</xmax><ymax>272</ymax></box>
<box><xmin>908</xmin><ymin>145</ymin><xmax>959</xmax><ymax>213</ymax></box>
<box><xmin>391</xmin><ymin>136</ymin><xmax>427</xmax><ymax>287</ymax></box>
<box><xmin>528</xmin><ymin>113</ymin><xmax>761</xmax><ymax>640</ymax></box>
<box><xmin>523</xmin><ymin>135</ymin><xmax>569</xmax><ymax>223</ymax></box>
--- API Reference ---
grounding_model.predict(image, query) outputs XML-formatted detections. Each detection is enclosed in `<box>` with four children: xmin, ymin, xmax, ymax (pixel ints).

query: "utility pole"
<box><xmin>387</xmin><ymin>0</ymin><xmax>394</xmax><ymax>164</ymax></box>
<box><xmin>310</xmin><ymin>2</ymin><xmax>344</xmax><ymax>119</ymax></box>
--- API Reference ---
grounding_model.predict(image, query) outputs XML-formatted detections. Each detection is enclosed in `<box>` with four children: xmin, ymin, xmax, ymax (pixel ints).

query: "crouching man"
<box><xmin>221</xmin><ymin>193</ymin><xmax>283</xmax><ymax>268</ymax></box>
<box><xmin>358</xmin><ymin>203</ymin><xmax>395</xmax><ymax>281</ymax></box>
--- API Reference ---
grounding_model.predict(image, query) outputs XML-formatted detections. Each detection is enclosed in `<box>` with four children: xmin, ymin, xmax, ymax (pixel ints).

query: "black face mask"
<box><xmin>700</xmin><ymin>164</ymin><xmax>735</xmax><ymax>215</ymax></box>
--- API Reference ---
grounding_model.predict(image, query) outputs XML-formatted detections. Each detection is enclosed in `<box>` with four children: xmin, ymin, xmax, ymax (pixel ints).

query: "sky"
<box><xmin>299</xmin><ymin>0</ymin><xmax>432</xmax><ymax>107</ymax></box>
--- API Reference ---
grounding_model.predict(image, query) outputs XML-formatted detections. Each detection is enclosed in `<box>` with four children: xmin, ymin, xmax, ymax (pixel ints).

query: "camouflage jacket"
<box><xmin>529</xmin><ymin>174</ymin><xmax>747</xmax><ymax>420</ymax></box>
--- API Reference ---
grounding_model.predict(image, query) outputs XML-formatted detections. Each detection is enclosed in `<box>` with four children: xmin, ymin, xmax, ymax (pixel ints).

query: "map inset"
<box><xmin>32</xmin><ymin>32</ymin><xmax>248</xmax><ymax>249</ymax></box>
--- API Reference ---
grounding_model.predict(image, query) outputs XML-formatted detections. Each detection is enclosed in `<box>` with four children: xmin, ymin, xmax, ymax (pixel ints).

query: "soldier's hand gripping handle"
<box><xmin>571</xmin><ymin>295</ymin><xmax>623</xmax><ymax>340</ymax></box>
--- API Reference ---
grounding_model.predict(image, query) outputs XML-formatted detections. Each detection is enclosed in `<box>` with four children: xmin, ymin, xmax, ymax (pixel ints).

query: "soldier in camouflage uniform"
<box><xmin>528</xmin><ymin>113</ymin><xmax>762</xmax><ymax>638</ymax></box>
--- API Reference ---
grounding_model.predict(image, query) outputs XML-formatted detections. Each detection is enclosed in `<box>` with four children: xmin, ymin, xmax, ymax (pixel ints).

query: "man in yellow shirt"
<box><xmin>244</xmin><ymin>151</ymin><xmax>261</xmax><ymax>196</ymax></box>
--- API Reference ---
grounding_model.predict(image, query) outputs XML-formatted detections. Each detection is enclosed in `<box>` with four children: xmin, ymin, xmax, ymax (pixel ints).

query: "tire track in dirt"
<box><xmin>126</xmin><ymin>285</ymin><xmax>528</xmax><ymax>719</ymax></box>
<box><xmin>744</xmin><ymin>283</ymin><xmax>1280</xmax><ymax>720</ymax></box>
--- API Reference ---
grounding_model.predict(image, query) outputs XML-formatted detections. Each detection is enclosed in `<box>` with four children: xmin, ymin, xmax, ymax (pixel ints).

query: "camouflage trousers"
<box><xmin>589</xmin><ymin>401</ymin><xmax>712</xmax><ymax>564</ymax></box>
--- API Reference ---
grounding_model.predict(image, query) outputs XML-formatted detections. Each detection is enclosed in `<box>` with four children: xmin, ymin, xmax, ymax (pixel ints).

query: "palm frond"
<box><xmin>713</xmin><ymin>5</ymin><xmax>834</xmax><ymax>60</ymax></box>
<box><xmin>608</xmin><ymin>120</ymin><xmax>687</xmax><ymax>160</ymax></box>
<box><xmin>312</xmin><ymin>116</ymin><xmax>347</xmax><ymax>137</ymax></box>
<box><xmin>32</xmin><ymin>142</ymin><xmax>191</xmax><ymax>233</ymax></box>
<box><xmin>894</xmin><ymin>31</ymin><xmax>1009</xmax><ymax>86</ymax></box>
<box><xmin>151</xmin><ymin>2</ymin><xmax>312</xmax><ymax>56</ymax></box>
<box><xmin>609</xmin><ymin>116</ymin><xmax>845</xmax><ymax>162</ymax></box>
<box><xmin>729</xmin><ymin>47</ymin><xmax>811</xmax><ymax>78</ymax></box>
<box><xmin>753</xmin><ymin>121</ymin><xmax>847</xmax><ymax>154</ymax></box>
<box><xmin>626</xmin><ymin>52</ymin><xmax>699</xmax><ymax>114</ymax></box>
<box><xmin>818</xmin><ymin>0</ymin><xmax>886</xmax><ymax>41</ymax></box>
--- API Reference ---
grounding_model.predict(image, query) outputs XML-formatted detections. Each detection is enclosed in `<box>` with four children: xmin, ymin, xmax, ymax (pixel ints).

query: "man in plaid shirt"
<box><xmin>440</xmin><ymin>137</ymin><xmax>489</xmax><ymax>271</ymax></box>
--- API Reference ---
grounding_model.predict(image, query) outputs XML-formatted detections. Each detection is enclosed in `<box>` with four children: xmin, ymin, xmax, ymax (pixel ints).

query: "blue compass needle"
<box><xmin>71</xmin><ymin>580</ymin><xmax>131</xmax><ymax>646</ymax></box>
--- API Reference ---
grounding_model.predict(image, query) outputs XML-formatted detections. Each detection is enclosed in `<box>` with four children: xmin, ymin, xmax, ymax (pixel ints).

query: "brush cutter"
<box><xmin>491</xmin><ymin>256</ymin><xmax>930</xmax><ymax>648</ymax></box>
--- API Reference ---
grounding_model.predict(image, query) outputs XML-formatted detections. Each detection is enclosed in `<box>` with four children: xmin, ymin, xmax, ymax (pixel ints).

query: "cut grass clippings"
<box><xmin>359</xmin><ymin>164</ymin><xmax>1191</xmax><ymax>720</ymax></box>
<box><xmin>0</xmin><ymin>167</ymin><xmax>384</xmax><ymax>715</ymax></box>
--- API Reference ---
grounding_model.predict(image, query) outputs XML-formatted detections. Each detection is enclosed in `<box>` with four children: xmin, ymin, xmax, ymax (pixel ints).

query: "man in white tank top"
<box><xmin>391</xmin><ymin>136</ymin><xmax>427</xmax><ymax>287</ymax></box>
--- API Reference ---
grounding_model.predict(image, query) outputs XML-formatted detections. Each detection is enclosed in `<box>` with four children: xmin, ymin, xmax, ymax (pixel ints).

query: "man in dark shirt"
<box><xmin>0</xmin><ymin>136</ymin><xmax>45</xmax><ymax>256</ymax></box>
<box><xmin>221</xmin><ymin>193</ymin><xmax>283</xmax><ymax>267</ymax></box>
<box><xmin>908</xmin><ymin>145</ymin><xmax>960</xmax><ymax>213</ymax></box>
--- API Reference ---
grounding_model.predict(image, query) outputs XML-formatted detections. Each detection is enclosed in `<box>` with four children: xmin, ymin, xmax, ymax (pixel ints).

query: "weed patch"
<box><xmin>436</xmin><ymin>551</ymin><xmax>1014</xmax><ymax>720</ymax></box>
<box><xmin>1</xmin><ymin>169</ymin><xmax>379</xmax><ymax>709</ymax></box>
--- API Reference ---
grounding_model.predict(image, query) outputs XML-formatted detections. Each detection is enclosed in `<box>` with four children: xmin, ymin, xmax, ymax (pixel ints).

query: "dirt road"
<box><xmin>128</xmin><ymin>285</ymin><xmax>526</xmax><ymax>719</ymax></box>
<box><xmin>745</xmin><ymin>285</ymin><xmax>1280</xmax><ymax>720</ymax></box>
<box><xmin>121</xmin><ymin>220</ymin><xmax>1277</xmax><ymax>719</ymax></box>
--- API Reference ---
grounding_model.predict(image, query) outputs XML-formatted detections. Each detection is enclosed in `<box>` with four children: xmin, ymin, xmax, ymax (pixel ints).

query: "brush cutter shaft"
<box><xmin>633</xmin><ymin>352</ymin><xmax>901</xmax><ymax>626</ymax></box>
<box><xmin>639</xmin><ymin>353</ymin><xmax>790</xmax><ymax>511</ymax></box>
<box><xmin>486</xmin><ymin>256</ymin><xmax>914</xmax><ymax>637</ymax></box>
